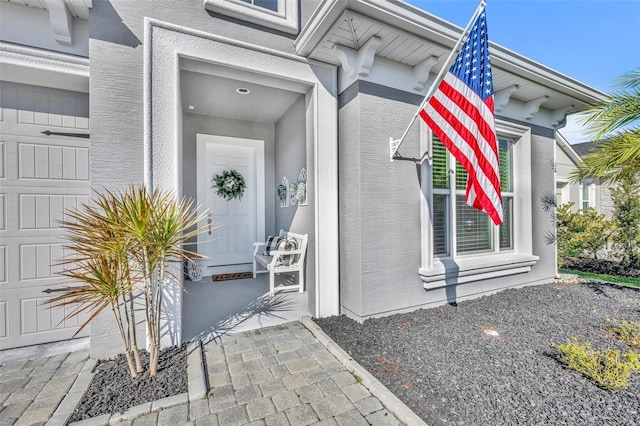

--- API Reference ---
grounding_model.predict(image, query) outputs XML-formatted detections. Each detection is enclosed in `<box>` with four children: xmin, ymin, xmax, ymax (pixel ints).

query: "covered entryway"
<box><xmin>141</xmin><ymin>20</ymin><xmax>339</xmax><ymax>348</ymax></box>
<box><xmin>180</xmin><ymin>62</ymin><xmax>313</xmax><ymax>338</ymax></box>
<box><xmin>0</xmin><ymin>81</ymin><xmax>90</xmax><ymax>349</ymax></box>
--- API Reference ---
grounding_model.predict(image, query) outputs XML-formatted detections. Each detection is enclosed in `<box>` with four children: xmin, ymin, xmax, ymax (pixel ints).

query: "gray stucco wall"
<box><xmin>274</xmin><ymin>94</ymin><xmax>316</xmax><ymax>302</ymax></box>
<box><xmin>530</xmin><ymin>134</ymin><xmax>559</xmax><ymax>282</ymax></box>
<box><xmin>88</xmin><ymin>0</ymin><xmax>321</xmax><ymax>357</ymax></box>
<box><xmin>338</xmin><ymin>81</ymin><xmax>557</xmax><ymax>321</ymax></box>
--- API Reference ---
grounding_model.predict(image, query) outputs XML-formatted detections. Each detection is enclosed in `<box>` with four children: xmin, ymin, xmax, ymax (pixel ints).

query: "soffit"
<box><xmin>298</xmin><ymin>1</ymin><xmax>608</xmax><ymax>114</ymax></box>
<box><xmin>0</xmin><ymin>0</ymin><xmax>92</xmax><ymax>19</ymax></box>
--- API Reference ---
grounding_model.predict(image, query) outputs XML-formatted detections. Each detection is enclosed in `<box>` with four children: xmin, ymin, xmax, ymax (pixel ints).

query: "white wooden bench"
<box><xmin>252</xmin><ymin>230</ymin><xmax>308</xmax><ymax>297</ymax></box>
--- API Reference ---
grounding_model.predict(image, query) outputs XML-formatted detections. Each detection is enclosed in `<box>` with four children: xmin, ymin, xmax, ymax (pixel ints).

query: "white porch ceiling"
<box><xmin>180</xmin><ymin>70</ymin><xmax>302</xmax><ymax>124</ymax></box>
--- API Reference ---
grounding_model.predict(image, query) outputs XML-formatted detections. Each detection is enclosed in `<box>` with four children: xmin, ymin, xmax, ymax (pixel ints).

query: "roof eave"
<box><xmin>296</xmin><ymin>0</ymin><xmax>608</xmax><ymax>108</ymax></box>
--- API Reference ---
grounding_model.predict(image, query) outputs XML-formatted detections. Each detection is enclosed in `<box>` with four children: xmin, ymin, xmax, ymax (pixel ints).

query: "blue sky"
<box><xmin>405</xmin><ymin>0</ymin><xmax>640</xmax><ymax>144</ymax></box>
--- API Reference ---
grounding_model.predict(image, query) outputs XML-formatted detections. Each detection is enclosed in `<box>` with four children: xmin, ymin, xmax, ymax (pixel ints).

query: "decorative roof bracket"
<box><xmin>412</xmin><ymin>55</ymin><xmax>439</xmax><ymax>91</ymax></box>
<box><xmin>332</xmin><ymin>36</ymin><xmax>382</xmax><ymax>79</ymax></box>
<box><xmin>524</xmin><ymin>95</ymin><xmax>549</xmax><ymax>120</ymax></box>
<box><xmin>45</xmin><ymin>0</ymin><xmax>73</xmax><ymax>46</ymax></box>
<box><xmin>550</xmin><ymin>104</ymin><xmax>575</xmax><ymax>127</ymax></box>
<box><xmin>494</xmin><ymin>85</ymin><xmax>519</xmax><ymax>112</ymax></box>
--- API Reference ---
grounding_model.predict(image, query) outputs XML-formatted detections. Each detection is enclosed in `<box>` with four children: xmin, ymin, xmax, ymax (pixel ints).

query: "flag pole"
<box><xmin>390</xmin><ymin>0</ymin><xmax>487</xmax><ymax>162</ymax></box>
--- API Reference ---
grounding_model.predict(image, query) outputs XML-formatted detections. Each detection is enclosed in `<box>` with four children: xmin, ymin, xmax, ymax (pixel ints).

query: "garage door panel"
<box><xmin>0</xmin><ymin>245</ymin><xmax>6</xmax><ymax>284</ymax></box>
<box><xmin>1</xmin><ymin>81</ymin><xmax>90</xmax><ymax>348</ymax></box>
<box><xmin>0</xmin><ymin>193</ymin><xmax>5</xmax><ymax>231</ymax></box>
<box><xmin>16</xmin><ymin>85</ymin><xmax>88</xmax><ymax>130</ymax></box>
<box><xmin>18</xmin><ymin>142</ymin><xmax>89</xmax><ymax>182</ymax></box>
<box><xmin>20</xmin><ymin>243</ymin><xmax>65</xmax><ymax>282</ymax></box>
<box><xmin>0</xmin><ymin>301</ymin><xmax>7</xmax><ymax>338</ymax></box>
<box><xmin>19</xmin><ymin>194</ymin><xmax>90</xmax><ymax>230</ymax></box>
<box><xmin>0</xmin><ymin>141</ymin><xmax>5</xmax><ymax>179</ymax></box>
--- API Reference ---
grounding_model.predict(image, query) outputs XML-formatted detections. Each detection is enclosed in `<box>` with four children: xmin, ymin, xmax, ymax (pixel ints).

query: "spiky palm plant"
<box><xmin>573</xmin><ymin>68</ymin><xmax>640</xmax><ymax>183</ymax></box>
<box><xmin>48</xmin><ymin>186</ymin><xmax>208</xmax><ymax>377</ymax></box>
<box><xmin>47</xmin><ymin>190</ymin><xmax>143</xmax><ymax>377</ymax></box>
<box><xmin>114</xmin><ymin>186</ymin><xmax>207</xmax><ymax>376</ymax></box>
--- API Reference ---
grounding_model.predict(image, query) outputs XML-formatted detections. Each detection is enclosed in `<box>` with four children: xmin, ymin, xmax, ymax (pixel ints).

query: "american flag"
<box><xmin>419</xmin><ymin>9</ymin><xmax>503</xmax><ymax>225</ymax></box>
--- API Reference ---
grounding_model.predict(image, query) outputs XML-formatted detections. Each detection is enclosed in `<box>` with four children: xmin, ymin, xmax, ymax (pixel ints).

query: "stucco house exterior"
<box><xmin>0</xmin><ymin>0</ymin><xmax>608</xmax><ymax>357</ymax></box>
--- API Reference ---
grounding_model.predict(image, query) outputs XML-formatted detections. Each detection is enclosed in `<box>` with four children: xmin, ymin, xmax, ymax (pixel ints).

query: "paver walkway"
<box><xmin>0</xmin><ymin>350</ymin><xmax>89</xmax><ymax>425</ymax></box>
<box><xmin>1</xmin><ymin>321</ymin><xmax>404</xmax><ymax>425</ymax></box>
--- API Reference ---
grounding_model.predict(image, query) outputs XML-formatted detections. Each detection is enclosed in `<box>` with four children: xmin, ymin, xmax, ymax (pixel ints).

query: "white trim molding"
<box><xmin>204</xmin><ymin>0</ymin><xmax>298</xmax><ymax>34</ymax></box>
<box><xmin>143</xmin><ymin>18</ymin><xmax>339</xmax><ymax>346</ymax></box>
<box><xmin>0</xmin><ymin>41</ymin><xmax>89</xmax><ymax>92</ymax></box>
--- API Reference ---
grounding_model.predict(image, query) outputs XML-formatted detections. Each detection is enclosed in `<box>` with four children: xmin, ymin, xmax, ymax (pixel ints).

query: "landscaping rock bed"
<box><xmin>69</xmin><ymin>344</ymin><xmax>187</xmax><ymax>422</ymax></box>
<box><xmin>316</xmin><ymin>280</ymin><xmax>640</xmax><ymax>425</ymax></box>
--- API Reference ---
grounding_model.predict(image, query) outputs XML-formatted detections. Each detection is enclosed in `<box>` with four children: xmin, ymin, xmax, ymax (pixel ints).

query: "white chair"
<box><xmin>252</xmin><ymin>230</ymin><xmax>308</xmax><ymax>297</ymax></box>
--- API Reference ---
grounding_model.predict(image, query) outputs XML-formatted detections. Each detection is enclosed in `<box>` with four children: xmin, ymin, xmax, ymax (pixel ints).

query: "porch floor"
<box><xmin>182</xmin><ymin>273</ymin><xmax>310</xmax><ymax>343</ymax></box>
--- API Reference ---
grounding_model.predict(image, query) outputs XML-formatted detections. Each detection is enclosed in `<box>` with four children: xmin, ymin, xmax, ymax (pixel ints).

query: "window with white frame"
<box><xmin>240</xmin><ymin>0</ymin><xmax>278</xmax><ymax>12</ymax></box>
<box><xmin>204</xmin><ymin>0</ymin><xmax>298</xmax><ymax>34</ymax></box>
<box><xmin>580</xmin><ymin>181</ymin><xmax>596</xmax><ymax>210</ymax></box>
<box><xmin>431</xmin><ymin>137</ymin><xmax>514</xmax><ymax>256</ymax></box>
<box><xmin>420</xmin><ymin>120</ymin><xmax>539</xmax><ymax>289</ymax></box>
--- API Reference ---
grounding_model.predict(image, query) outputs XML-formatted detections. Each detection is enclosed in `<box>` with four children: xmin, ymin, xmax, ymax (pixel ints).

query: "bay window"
<box><xmin>420</xmin><ymin>120</ymin><xmax>538</xmax><ymax>289</ymax></box>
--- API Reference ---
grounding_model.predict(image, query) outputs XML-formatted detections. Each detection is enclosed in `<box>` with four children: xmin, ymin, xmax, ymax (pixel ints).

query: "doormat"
<box><xmin>212</xmin><ymin>272</ymin><xmax>253</xmax><ymax>282</ymax></box>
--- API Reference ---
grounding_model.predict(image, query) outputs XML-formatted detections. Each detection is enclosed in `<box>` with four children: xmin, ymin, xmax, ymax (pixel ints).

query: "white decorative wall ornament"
<box><xmin>187</xmin><ymin>259</ymin><xmax>204</xmax><ymax>281</ymax></box>
<box><xmin>412</xmin><ymin>56</ymin><xmax>439</xmax><ymax>91</ymax></box>
<box><xmin>278</xmin><ymin>176</ymin><xmax>289</xmax><ymax>208</ymax></box>
<box><xmin>494</xmin><ymin>85</ymin><xmax>519</xmax><ymax>113</ymax></box>
<box><xmin>290</xmin><ymin>168</ymin><xmax>307</xmax><ymax>206</ymax></box>
<box><xmin>332</xmin><ymin>36</ymin><xmax>382</xmax><ymax>80</ymax></box>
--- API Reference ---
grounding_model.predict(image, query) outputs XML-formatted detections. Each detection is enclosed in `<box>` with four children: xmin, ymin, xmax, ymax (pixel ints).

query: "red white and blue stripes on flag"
<box><xmin>419</xmin><ymin>9</ymin><xmax>503</xmax><ymax>225</ymax></box>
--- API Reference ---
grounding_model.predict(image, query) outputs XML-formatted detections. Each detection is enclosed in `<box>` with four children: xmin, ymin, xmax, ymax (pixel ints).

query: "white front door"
<box><xmin>196</xmin><ymin>134</ymin><xmax>265</xmax><ymax>271</ymax></box>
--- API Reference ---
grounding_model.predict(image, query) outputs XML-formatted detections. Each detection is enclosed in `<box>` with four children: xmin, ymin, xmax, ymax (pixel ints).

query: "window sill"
<box><xmin>204</xmin><ymin>0</ymin><xmax>298</xmax><ymax>35</ymax></box>
<box><xmin>420</xmin><ymin>253</ymin><xmax>539</xmax><ymax>290</ymax></box>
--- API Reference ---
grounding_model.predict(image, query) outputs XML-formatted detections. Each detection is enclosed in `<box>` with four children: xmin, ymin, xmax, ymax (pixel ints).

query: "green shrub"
<box><xmin>552</xmin><ymin>338</ymin><xmax>640</xmax><ymax>391</ymax></box>
<box><xmin>607</xmin><ymin>317</ymin><xmax>640</xmax><ymax>349</ymax></box>
<box><xmin>610</xmin><ymin>177</ymin><xmax>640</xmax><ymax>268</ymax></box>
<box><xmin>556</xmin><ymin>203</ymin><xmax>613</xmax><ymax>261</ymax></box>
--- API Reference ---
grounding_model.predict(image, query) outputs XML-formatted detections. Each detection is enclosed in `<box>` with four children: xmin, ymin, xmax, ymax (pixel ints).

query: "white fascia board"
<box><xmin>0</xmin><ymin>42</ymin><xmax>89</xmax><ymax>92</ymax></box>
<box><xmin>556</xmin><ymin>131</ymin><xmax>584</xmax><ymax>166</ymax></box>
<box><xmin>297</xmin><ymin>0</ymin><xmax>608</xmax><ymax>108</ymax></box>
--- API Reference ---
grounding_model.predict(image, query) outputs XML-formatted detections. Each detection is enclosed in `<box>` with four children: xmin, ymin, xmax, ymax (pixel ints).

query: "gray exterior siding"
<box><xmin>338</xmin><ymin>81</ymin><xmax>556</xmax><ymax>321</ymax></box>
<box><xmin>530</xmin><ymin>134</ymin><xmax>559</xmax><ymax>282</ymax></box>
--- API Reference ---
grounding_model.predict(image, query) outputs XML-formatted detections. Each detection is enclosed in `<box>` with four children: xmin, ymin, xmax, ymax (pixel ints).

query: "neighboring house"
<box><xmin>555</xmin><ymin>133</ymin><xmax>614</xmax><ymax>217</ymax></box>
<box><xmin>0</xmin><ymin>0</ymin><xmax>607</xmax><ymax>356</ymax></box>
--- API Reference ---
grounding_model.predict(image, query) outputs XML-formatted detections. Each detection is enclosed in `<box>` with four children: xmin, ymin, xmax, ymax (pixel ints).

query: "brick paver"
<box><xmin>0</xmin><ymin>349</ymin><xmax>89</xmax><ymax>426</ymax></box>
<box><xmin>0</xmin><ymin>321</ymin><xmax>405</xmax><ymax>425</ymax></box>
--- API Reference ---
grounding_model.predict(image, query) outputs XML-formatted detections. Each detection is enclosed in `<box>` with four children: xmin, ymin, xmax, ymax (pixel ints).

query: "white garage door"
<box><xmin>0</xmin><ymin>81</ymin><xmax>90</xmax><ymax>349</ymax></box>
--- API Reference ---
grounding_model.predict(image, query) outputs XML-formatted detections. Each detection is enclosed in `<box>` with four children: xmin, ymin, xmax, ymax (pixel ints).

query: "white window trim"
<box><xmin>579</xmin><ymin>181</ymin><xmax>597</xmax><ymax>210</ymax></box>
<box><xmin>204</xmin><ymin>0</ymin><xmax>298</xmax><ymax>34</ymax></box>
<box><xmin>419</xmin><ymin>119</ymin><xmax>539</xmax><ymax>289</ymax></box>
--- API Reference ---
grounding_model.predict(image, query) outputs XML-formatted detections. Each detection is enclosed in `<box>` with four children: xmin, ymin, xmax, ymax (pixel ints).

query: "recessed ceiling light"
<box><xmin>188</xmin><ymin>105</ymin><xmax>195</xmax><ymax>110</ymax></box>
<box><xmin>236</xmin><ymin>88</ymin><xmax>250</xmax><ymax>95</ymax></box>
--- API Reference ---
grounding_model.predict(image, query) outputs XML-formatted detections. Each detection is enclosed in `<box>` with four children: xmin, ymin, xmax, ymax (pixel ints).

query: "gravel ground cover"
<box><xmin>316</xmin><ymin>280</ymin><xmax>640</xmax><ymax>425</ymax></box>
<box><xmin>69</xmin><ymin>344</ymin><xmax>187</xmax><ymax>422</ymax></box>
